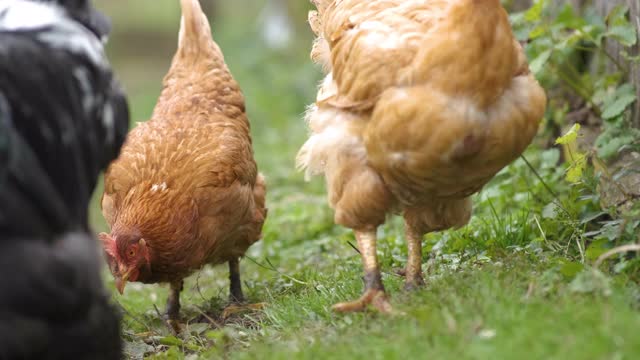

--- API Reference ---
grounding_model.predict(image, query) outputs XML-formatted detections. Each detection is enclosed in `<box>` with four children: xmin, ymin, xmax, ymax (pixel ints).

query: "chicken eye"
<box><xmin>128</xmin><ymin>249</ymin><xmax>136</xmax><ymax>257</ymax></box>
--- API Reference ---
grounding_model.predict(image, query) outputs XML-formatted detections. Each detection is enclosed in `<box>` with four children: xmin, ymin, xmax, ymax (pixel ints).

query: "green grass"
<box><xmin>116</xmin><ymin>243</ymin><xmax>640</xmax><ymax>360</ymax></box>
<box><xmin>231</xmin><ymin>258</ymin><xmax>640</xmax><ymax>360</ymax></box>
<box><xmin>89</xmin><ymin>2</ymin><xmax>640</xmax><ymax>359</ymax></box>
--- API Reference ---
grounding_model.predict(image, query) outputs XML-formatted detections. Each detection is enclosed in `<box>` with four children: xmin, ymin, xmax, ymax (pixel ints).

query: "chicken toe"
<box><xmin>221</xmin><ymin>302</ymin><xmax>266</xmax><ymax>319</ymax></box>
<box><xmin>332</xmin><ymin>288</ymin><xmax>392</xmax><ymax>313</ymax></box>
<box><xmin>333</xmin><ymin>229</ymin><xmax>393</xmax><ymax>314</ymax></box>
<box><xmin>404</xmin><ymin>275</ymin><xmax>426</xmax><ymax>291</ymax></box>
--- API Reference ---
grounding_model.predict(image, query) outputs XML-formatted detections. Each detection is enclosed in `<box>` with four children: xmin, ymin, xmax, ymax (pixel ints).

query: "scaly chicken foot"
<box><xmin>221</xmin><ymin>258</ymin><xmax>267</xmax><ymax>319</ymax></box>
<box><xmin>404</xmin><ymin>225</ymin><xmax>426</xmax><ymax>291</ymax></box>
<box><xmin>332</xmin><ymin>229</ymin><xmax>393</xmax><ymax>314</ymax></box>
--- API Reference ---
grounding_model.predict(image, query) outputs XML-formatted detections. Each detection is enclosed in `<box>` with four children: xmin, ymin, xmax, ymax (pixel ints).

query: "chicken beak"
<box><xmin>115</xmin><ymin>270</ymin><xmax>131</xmax><ymax>295</ymax></box>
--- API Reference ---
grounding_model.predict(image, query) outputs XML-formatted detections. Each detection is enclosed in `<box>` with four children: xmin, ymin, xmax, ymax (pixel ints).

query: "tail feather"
<box><xmin>178</xmin><ymin>0</ymin><xmax>215</xmax><ymax>55</ymax></box>
<box><xmin>309</xmin><ymin>3</ymin><xmax>331</xmax><ymax>70</ymax></box>
<box><xmin>308</xmin><ymin>10</ymin><xmax>322</xmax><ymax>35</ymax></box>
<box><xmin>311</xmin><ymin>0</ymin><xmax>331</xmax><ymax>14</ymax></box>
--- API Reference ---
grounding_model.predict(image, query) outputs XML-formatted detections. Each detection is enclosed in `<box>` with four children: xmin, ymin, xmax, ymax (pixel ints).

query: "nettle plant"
<box><xmin>511</xmin><ymin>0</ymin><xmax>640</xmax><ymax>160</ymax></box>
<box><xmin>509</xmin><ymin>1</ymin><xmax>640</xmax><ymax>275</ymax></box>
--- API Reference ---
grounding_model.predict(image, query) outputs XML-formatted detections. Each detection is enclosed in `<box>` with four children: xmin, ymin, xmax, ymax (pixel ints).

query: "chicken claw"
<box><xmin>332</xmin><ymin>288</ymin><xmax>392</xmax><ymax>313</ymax></box>
<box><xmin>166</xmin><ymin>319</ymin><xmax>183</xmax><ymax>335</ymax></box>
<box><xmin>393</xmin><ymin>268</ymin><xmax>426</xmax><ymax>290</ymax></box>
<box><xmin>333</xmin><ymin>229</ymin><xmax>393</xmax><ymax>314</ymax></box>
<box><xmin>221</xmin><ymin>302</ymin><xmax>266</xmax><ymax>319</ymax></box>
<box><xmin>404</xmin><ymin>275</ymin><xmax>426</xmax><ymax>291</ymax></box>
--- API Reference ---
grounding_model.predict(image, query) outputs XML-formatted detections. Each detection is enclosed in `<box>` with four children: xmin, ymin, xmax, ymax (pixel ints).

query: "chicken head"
<box><xmin>99</xmin><ymin>232</ymin><xmax>151</xmax><ymax>294</ymax></box>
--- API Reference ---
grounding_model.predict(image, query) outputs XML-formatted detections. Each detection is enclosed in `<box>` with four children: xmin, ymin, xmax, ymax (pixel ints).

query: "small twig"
<box><xmin>550</xmin><ymin>62</ymin><xmax>602</xmax><ymax>115</ymax></box>
<box><xmin>524</xmin><ymin>282</ymin><xmax>535</xmax><ymax>300</ymax></box>
<box><xmin>195</xmin><ymin>270</ymin><xmax>207</xmax><ymax>302</ymax></box>
<box><xmin>194</xmin><ymin>305</ymin><xmax>223</xmax><ymax>328</ymax></box>
<box><xmin>533</xmin><ymin>215</ymin><xmax>547</xmax><ymax>243</ymax></box>
<box><xmin>243</xmin><ymin>255</ymin><xmax>276</xmax><ymax>272</ymax></box>
<box><xmin>555</xmin><ymin>67</ymin><xmax>600</xmax><ymax>114</ymax></box>
<box><xmin>575</xmin><ymin>236</ymin><xmax>585</xmax><ymax>264</ymax></box>
<box><xmin>564</xmin><ymin>229</ymin><xmax>578</xmax><ymax>257</ymax></box>
<box><xmin>520</xmin><ymin>155</ymin><xmax>559</xmax><ymax>198</ymax></box>
<box><xmin>601</xmin><ymin>47</ymin><xmax>630</xmax><ymax>76</ymax></box>
<box><xmin>153</xmin><ymin>304</ymin><xmax>178</xmax><ymax>336</ymax></box>
<box><xmin>520</xmin><ymin>155</ymin><xmax>572</xmax><ymax>218</ymax></box>
<box><xmin>522</xmin><ymin>174</ymin><xmax>547</xmax><ymax>204</ymax></box>
<box><xmin>347</xmin><ymin>240</ymin><xmax>361</xmax><ymax>254</ymax></box>
<box><xmin>577</xmin><ymin>28</ymin><xmax>631</xmax><ymax>76</ymax></box>
<box><xmin>244</xmin><ymin>256</ymin><xmax>308</xmax><ymax>285</ymax></box>
<box><xmin>565</xmin><ymin>107</ymin><xmax>592</xmax><ymax>125</ymax></box>
<box><xmin>595</xmin><ymin>244</ymin><xmax>640</xmax><ymax>268</ymax></box>
<box><xmin>115</xmin><ymin>300</ymin><xmax>153</xmax><ymax>333</ymax></box>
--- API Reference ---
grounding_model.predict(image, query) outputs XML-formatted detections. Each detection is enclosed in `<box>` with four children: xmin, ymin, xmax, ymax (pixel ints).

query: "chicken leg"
<box><xmin>165</xmin><ymin>280</ymin><xmax>183</xmax><ymax>321</ymax></box>
<box><xmin>332</xmin><ymin>229</ymin><xmax>392</xmax><ymax>313</ymax></box>
<box><xmin>221</xmin><ymin>258</ymin><xmax>266</xmax><ymax>318</ymax></box>
<box><xmin>404</xmin><ymin>224</ymin><xmax>426</xmax><ymax>290</ymax></box>
<box><xmin>228</xmin><ymin>257</ymin><xmax>244</xmax><ymax>303</ymax></box>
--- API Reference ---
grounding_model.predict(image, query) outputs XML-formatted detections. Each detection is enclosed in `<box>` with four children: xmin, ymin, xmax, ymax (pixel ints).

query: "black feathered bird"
<box><xmin>0</xmin><ymin>0</ymin><xmax>129</xmax><ymax>358</ymax></box>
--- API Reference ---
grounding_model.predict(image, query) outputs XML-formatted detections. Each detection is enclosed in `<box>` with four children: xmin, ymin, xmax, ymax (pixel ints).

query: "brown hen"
<box><xmin>99</xmin><ymin>0</ymin><xmax>267</xmax><ymax>321</ymax></box>
<box><xmin>298</xmin><ymin>0</ymin><xmax>546</xmax><ymax>313</ymax></box>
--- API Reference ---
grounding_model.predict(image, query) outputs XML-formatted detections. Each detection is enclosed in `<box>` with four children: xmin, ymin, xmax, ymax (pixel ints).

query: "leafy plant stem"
<box><xmin>520</xmin><ymin>155</ymin><xmax>572</xmax><ymax>218</ymax></box>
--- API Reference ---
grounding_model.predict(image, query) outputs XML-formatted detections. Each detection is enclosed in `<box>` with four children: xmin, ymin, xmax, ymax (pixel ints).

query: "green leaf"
<box><xmin>555</xmin><ymin>123</ymin><xmax>581</xmax><ymax>145</ymax></box>
<box><xmin>123</xmin><ymin>341</ymin><xmax>154</xmax><ymax>360</ymax></box>
<box><xmin>188</xmin><ymin>323</ymin><xmax>210</xmax><ymax>336</ymax></box>
<box><xmin>205</xmin><ymin>330</ymin><xmax>226</xmax><ymax>341</ymax></box>
<box><xmin>524</xmin><ymin>0</ymin><xmax>545</xmax><ymax>22</ymax></box>
<box><xmin>596</xmin><ymin>133</ymin><xmax>635</xmax><ymax>159</ymax></box>
<box><xmin>555</xmin><ymin>4</ymin><xmax>586</xmax><ymax>29</ymax></box>
<box><xmin>601</xmin><ymin>221</ymin><xmax>623</xmax><ymax>241</ymax></box>
<box><xmin>529</xmin><ymin>48</ymin><xmax>552</xmax><ymax>75</ymax></box>
<box><xmin>605</xmin><ymin>5</ymin><xmax>637</xmax><ymax>46</ymax></box>
<box><xmin>607</xmin><ymin>25</ymin><xmax>637</xmax><ymax>47</ymax></box>
<box><xmin>607</xmin><ymin>5</ymin><xmax>629</xmax><ymax>24</ymax></box>
<box><xmin>542</xmin><ymin>202</ymin><xmax>559</xmax><ymax>219</ymax></box>
<box><xmin>566</xmin><ymin>153</ymin><xmax>587</xmax><ymax>183</ymax></box>
<box><xmin>560</xmin><ymin>261</ymin><xmax>584</xmax><ymax>278</ymax></box>
<box><xmin>601</xmin><ymin>93</ymin><xmax>636</xmax><ymax>119</ymax></box>
<box><xmin>586</xmin><ymin>239</ymin><xmax>609</xmax><ymax>261</ymax></box>
<box><xmin>539</xmin><ymin>148</ymin><xmax>560</xmax><ymax>169</ymax></box>
<box><xmin>529</xmin><ymin>24</ymin><xmax>548</xmax><ymax>39</ymax></box>
<box><xmin>580</xmin><ymin>211</ymin><xmax>608</xmax><ymax>225</ymax></box>
<box><xmin>159</xmin><ymin>335</ymin><xmax>183</xmax><ymax>346</ymax></box>
<box><xmin>569</xmin><ymin>269</ymin><xmax>612</xmax><ymax>296</ymax></box>
<box><xmin>147</xmin><ymin>346</ymin><xmax>185</xmax><ymax>360</ymax></box>
<box><xmin>615</xmin><ymin>82</ymin><xmax>635</xmax><ymax>97</ymax></box>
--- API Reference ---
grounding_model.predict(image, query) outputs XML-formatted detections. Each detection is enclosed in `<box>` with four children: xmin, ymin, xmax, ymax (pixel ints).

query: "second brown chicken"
<box><xmin>99</xmin><ymin>0</ymin><xmax>267</xmax><ymax>321</ymax></box>
<box><xmin>298</xmin><ymin>0</ymin><xmax>546</xmax><ymax>313</ymax></box>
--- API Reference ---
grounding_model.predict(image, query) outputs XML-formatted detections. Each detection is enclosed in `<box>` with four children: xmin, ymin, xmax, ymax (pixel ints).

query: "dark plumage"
<box><xmin>0</xmin><ymin>0</ymin><xmax>129</xmax><ymax>358</ymax></box>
